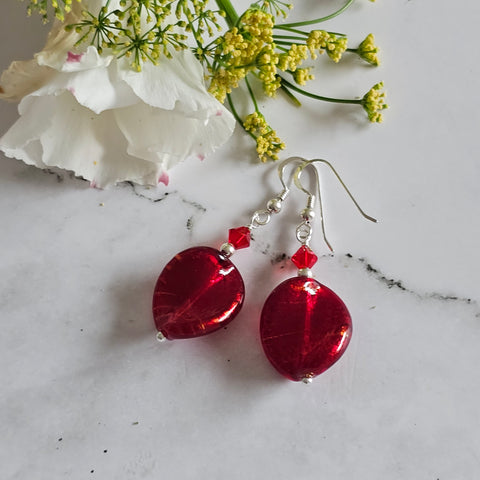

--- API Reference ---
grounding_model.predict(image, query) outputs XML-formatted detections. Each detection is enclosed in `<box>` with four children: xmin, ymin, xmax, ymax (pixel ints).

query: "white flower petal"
<box><xmin>115</xmin><ymin>50</ymin><xmax>235</xmax><ymax>166</ymax></box>
<box><xmin>115</xmin><ymin>99</ymin><xmax>234</xmax><ymax>169</ymax></box>
<box><xmin>66</xmin><ymin>49</ymin><xmax>138</xmax><ymax>113</ymax></box>
<box><xmin>0</xmin><ymin>96</ymin><xmax>56</xmax><ymax>165</ymax></box>
<box><xmin>1</xmin><ymin>93</ymin><xmax>164</xmax><ymax>187</ymax></box>
<box><xmin>119</xmin><ymin>50</ymin><xmax>214</xmax><ymax>112</ymax></box>
<box><xmin>32</xmin><ymin>50</ymin><xmax>138</xmax><ymax>114</ymax></box>
<box><xmin>33</xmin><ymin>4</ymin><xmax>86</xmax><ymax>70</ymax></box>
<box><xmin>51</xmin><ymin>46</ymin><xmax>112</xmax><ymax>73</ymax></box>
<box><xmin>37</xmin><ymin>93</ymin><xmax>162</xmax><ymax>187</ymax></box>
<box><xmin>1</xmin><ymin>42</ymin><xmax>235</xmax><ymax>186</ymax></box>
<box><xmin>0</xmin><ymin>5</ymin><xmax>82</xmax><ymax>100</ymax></box>
<box><xmin>67</xmin><ymin>66</ymin><xmax>139</xmax><ymax>114</ymax></box>
<box><xmin>0</xmin><ymin>60</ymin><xmax>55</xmax><ymax>101</ymax></box>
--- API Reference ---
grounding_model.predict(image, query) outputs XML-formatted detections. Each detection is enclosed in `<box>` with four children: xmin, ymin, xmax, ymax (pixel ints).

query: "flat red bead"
<box><xmin>291</xmin><ymin>245</ymin><xmax>318</xmax><ymax>269</ymax></box>
<box><xmin>152</xmin><ymin>247</ymin><xmax>245</xmax><ymax>339</ymax></box>
<box><xmin>260</xmin><ymin>276</ymin><xmax>352</xmax><ymax>382</ymax></box>
<box><xmin>228</xmin><ymin>226</ymin><xmax>251</xmax><ymax>249</ymax></box>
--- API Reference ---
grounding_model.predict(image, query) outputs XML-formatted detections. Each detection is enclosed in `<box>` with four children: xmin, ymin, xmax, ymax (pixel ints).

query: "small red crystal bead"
<box><xmin>228</xmin><ymin>226</ymin><xmax>251</xmax><ymax>249</ymax></box>
<box><xmin>260</xmin><ymin>276</ymin><xmax>352</xmax><ymax>382</ymax></box>
<box><xmin>152</xmin><ymin>247</ymin><xmax>245</xmax><ymax>339</ymax></box>
<box><xmin>291</xmin><ymin>245</ymin><xmax>318</xmax><ymax>269</ymax></box>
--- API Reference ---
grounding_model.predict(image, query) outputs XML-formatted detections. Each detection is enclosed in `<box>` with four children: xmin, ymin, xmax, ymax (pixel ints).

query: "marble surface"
<box><xmin>1</xmin><ymin>1</ymin><xmax>480</xmax><ymax>479</ymax></box>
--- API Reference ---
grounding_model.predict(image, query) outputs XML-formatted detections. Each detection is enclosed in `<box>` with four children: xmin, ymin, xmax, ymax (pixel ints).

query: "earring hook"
<box><xmin>294</xmin><ymin>158</ymin><xmax>377</xmax><ymax>251</ymax></box>
<box><xmin>244</xmin><ymin>157</ymin><xmax>309</xmax><ymax>231</ymax></box>
<box><xmin>276</xmin><ymin>156</ymin><xmax>310</xmax><ymax>200</ymax></box>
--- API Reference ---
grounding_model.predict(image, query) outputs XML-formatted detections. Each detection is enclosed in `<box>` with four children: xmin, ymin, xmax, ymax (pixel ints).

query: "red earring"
<box><xmin>152</xmin><ymin>158</ymin><xmax>306</xmax><ymax>341</ymax></box>
<box><xmin>260</xmin><ymin>159</ymin><xmax>377</xmax><ymax>383</ymax></box>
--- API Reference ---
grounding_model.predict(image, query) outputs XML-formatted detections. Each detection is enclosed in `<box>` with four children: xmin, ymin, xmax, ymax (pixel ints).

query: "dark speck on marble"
<box><xmin>347</xmin><ymin>254</ymin><xmax>478</xmax><ymax>310</ymax></box>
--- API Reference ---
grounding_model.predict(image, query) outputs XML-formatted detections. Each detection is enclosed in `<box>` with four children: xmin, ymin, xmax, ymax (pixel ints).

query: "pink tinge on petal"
<box><xmin>67</xmin><ymin>52</ymin><xmax>84</xmax><ymax>63</ymax></box>
<box><xmin>67</xmin><ymin>87</ymin><xmax>75</xmax><ymax>95</ymax></box>
<box><xmin>216</xmin><ymin>110</ymin><xmax>223</xmax><ymax>116</ymax></box>
<box><xmin>90</xmin><ymin>180</ymin><xmax>97</xmax><ymax>189</ymax></box>
<box><xmin>158</xmin><ymin>172</ymin><xmax>169</xmax><ymax>186</ymax></box>
<box><xmin>197</xmin><ymin>154</ymin><xmax>205</xmax><ymax>161</ymax></box>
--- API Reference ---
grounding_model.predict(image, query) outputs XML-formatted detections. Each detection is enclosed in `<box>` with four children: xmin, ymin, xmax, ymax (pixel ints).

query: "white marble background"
<box><xmin>1</xmin><ymin>1</ymin><xmax>479</xmax><ymax>479</ymax></box>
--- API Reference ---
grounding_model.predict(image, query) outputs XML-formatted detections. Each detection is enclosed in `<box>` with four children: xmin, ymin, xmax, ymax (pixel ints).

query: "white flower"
<box><xmin>0</xmin><ymin>3</ymin><xmax>81</xmax><ymax>101</ymax></box>
<box><xmin>0</xmin><ymin>7</ymin><xmax>235</xmax><ymax>187</ymax></box>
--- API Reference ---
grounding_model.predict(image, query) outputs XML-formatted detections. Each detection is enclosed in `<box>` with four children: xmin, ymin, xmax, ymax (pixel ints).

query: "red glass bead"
<box><xmin>228</xmin><ymin>226</ymin><xmax>251</xmax><ymax>249</ymax></box>
<box><xmin>291</xmin><ymin>245</ymin><xmax>318</xmax><ymax>269</ymax></box>
<box><xmin>152</xmin><ymin>247</ymin><xmax>245</xmax><ymax>340</ymax></box>
<box><xmin>260</xmin><ymin>276</ymin><xmax>352</xmax><ymax>382</ymax></box>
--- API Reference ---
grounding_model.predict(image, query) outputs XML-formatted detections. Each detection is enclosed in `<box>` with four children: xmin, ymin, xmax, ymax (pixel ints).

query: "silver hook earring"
<box><xmin>259</xmin><ymin>158</ymin><xmax>376</xmax><ymax>384</ymax></box>
<box><xmin>152</xmin><ymin>156</ymin><xmax>307</xmax><ymax>342</ymax></box>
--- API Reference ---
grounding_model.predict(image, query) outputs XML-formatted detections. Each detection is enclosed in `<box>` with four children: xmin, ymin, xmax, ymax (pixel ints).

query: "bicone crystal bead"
<box><xmin>152</xmin><ymin>247</ymin><xmax>245</xmax><ymax>339</ymax></box>
<box><xmin>291</xmin><ymin>245</ymin><xmax>318</xmax><ymax>269</ymax></box>
<box><xmin>228</xmin><ymin>226</ymin><xmax>251</xmax><ymax>249</ymax></box>
<box><xmin>260</xmin><ymin>276</ymin><xmax>352</xmax><ymax>382</ymax></box>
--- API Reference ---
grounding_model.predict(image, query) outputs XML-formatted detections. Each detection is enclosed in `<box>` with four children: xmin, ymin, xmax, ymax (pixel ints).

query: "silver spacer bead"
<box><xmin>301</xmin><ymin>207</ymin><xmax>315</xmax><ymax>222</ymax></box>
<box><xmin>220</xmin><ymin>242</ymin><xmax>235</xmax><ymax>258</ymax></box>
<box><xmin>298</xmin><ymin>268</ymin><xmax>313</xmax><ymax>278</ymax></box>
<box><xmin>156</xmin><ymin>331</ymin><xmax>167</xmax><ymax>342</ymax></box>
<box><xmin>302</xmin><ymin>374</ymin><xmax>314</xmax><ymax>384</ymax></box>
<box><xmin>267</xmin><ymin>197</ymin><xmax>283</xmax><ymax>214</ymax></box>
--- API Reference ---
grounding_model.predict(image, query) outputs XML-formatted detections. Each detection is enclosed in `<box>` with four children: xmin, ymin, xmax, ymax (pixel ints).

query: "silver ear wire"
<box><xmin>244</xmin><ymin>157</ymin><xmax>309</xmax><ymax>231</ymax></box>
<box><xmin>276</xmin><ymin>156</ymin><xmax>309</xmax><ymax>201</ymax></box>
<box><xmin>294</xmin><ymin>158</ymin><xmax>377</xmax><ymax>251</ymax></box>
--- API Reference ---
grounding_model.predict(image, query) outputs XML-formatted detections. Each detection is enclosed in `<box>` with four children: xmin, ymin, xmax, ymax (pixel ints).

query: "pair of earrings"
<box><xmin>152</xmin><ymin>157</ymin><xmax>376</xmax><ymax>383</ymax></box>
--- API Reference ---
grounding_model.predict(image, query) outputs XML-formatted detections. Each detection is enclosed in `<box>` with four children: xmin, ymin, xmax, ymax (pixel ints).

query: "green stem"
<box><xmin>274</xmin><ymin>40</ymin><xmax>302</xmax><ymax>47</ymax></box>
<box><xmin>244</xmin><ymin>76</ymin><xmax>259</xmax><ymax>112</ymax></box>
<box><xmin>214</xmin><ymin>0</ymin><xmax>239</xmax><ymax>28</ymax></box>
<box><xmin>226</xmin><ymin>94</ymin><xmax>242</xmax><ymax>124</ymax></box>
<box><xmin>273</xmin><ymin>35</ymin><xmax>308</xmax><ymax>42</ymax></box>
<box><xmin>276</xmin><ymin>0</ymin><xmax>355</xmax><ymax>28</ymax></box>
<box><xmin>274</xmin><ymin>26</ymin><xmax>309</xmax><ymax>36</ymax></box>
<box><xmin>280</xmin><ymin>83</ymin><xmax>302</xmax><ymax>107</ymax></box>
<box><xmin>280</xmin><ymin>76</ymin><xmax>361</xmax><ymax>105</ymax></box>
<box><xmin>226</xmin><ymin>94</ymin><xmax>256</xmax><ymax>139</ymax></box>
<box><xmin>187</xmin><ymin>19</ymin><xmax>205</xmax><ymax>54</ymax></box>
<box><xmin>326</xmin><ymin>31</ymin><xmax>347</xmax><ymax>37</ymax></box>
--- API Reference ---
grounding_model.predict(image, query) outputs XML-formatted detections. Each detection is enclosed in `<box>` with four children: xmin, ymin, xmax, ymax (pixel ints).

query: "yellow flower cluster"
<box><xmin>210</xmin><ymin>11</ymin><xmax>341</xmax><ymax>102</ymax></box>
<box><xmin>242</xmin><ymin>9</ymin><xmax>274</xmax><ymax>43</ymax></box>
<box><xmin>306</xmin><ymin>30</ymin><xmax>348</xmax><ymax>63</ymax></box>
<box><xmin>243</xmin><ymin>112</ymin><xmax>285</xmax><ymax>162</ymax></box>
<box><xmin>357</xmin><ymin>33</ymin><xmax>380</xmax><ymax>66</ymax></box>
<box><xmin>256</xmin><ymin>44</ymin><xmax>282</xmax><ymax>96</ymax></box>
<box><xmin>362</xmin><ymin>82</ymin><xmax>388</xmax><ymax>122</ymax></box>
<box><xmin>27</xmin><ymin>0</ymin><xmax>78</xmax><ymax>21</ymax></box>
<box><xmin>209</xmin><ymin>9</ymin><xmax>277</xmax><ymax>102</ymax></box>
<box><xmin>208</xmin><ymin>68</ymin><xmax>244</xmax><ymax>100</ymax></box>
<box><xmin>278</xmin><ymin>44</ymin><xmax>308</xmax><ymax>72</ymax></box>
<box><xmin>293</xmin><ymin>67</ymin><xmax>314</xmax><ymax>86</ymax></box>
